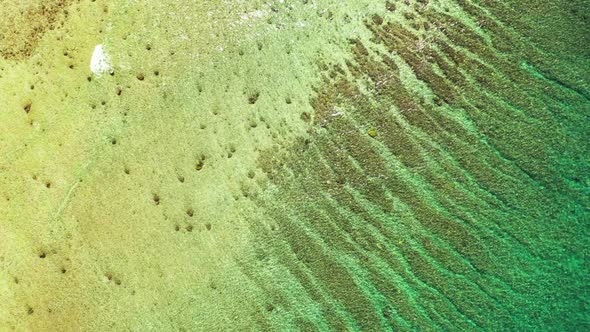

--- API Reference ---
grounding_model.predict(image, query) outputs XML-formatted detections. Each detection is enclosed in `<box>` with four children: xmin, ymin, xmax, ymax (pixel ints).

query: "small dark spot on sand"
<box><xmin>248</xmin><ymin>92</ymin><xmax>260</xmax><ymax>104</ymax></box>
<box><xmin>372</xmin><ymin>14</ymin><xmax>384</xmax><ymax>25</ymax></box>
<box><xmin>196</xmin><ymin>160</ymin><xmax>204</xmax><ymax>171</ymax></box>
<box><xmin>300</xmin><ymin>112</ymin><xmax>311</xmax><ymax>122</ymax></box>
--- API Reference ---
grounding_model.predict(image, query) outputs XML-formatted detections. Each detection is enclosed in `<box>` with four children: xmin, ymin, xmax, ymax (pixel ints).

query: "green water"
<box><xmin>0</xmin><ymin>0</ymin><xmax>588</xmax><ymax>330</ymax></box>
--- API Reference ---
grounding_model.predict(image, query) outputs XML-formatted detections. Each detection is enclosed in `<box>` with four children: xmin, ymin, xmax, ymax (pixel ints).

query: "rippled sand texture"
<box><xmin>0</xmin><ymin>0</ymin><xmax>588</xmax><ymax>331</ymax></box>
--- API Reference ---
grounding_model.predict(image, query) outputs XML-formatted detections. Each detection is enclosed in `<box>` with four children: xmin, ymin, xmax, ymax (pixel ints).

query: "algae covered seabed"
<box><xmin>0</xmin><ymin>0</ymin><xmax>588</xmax><ymax>331</ymax></box>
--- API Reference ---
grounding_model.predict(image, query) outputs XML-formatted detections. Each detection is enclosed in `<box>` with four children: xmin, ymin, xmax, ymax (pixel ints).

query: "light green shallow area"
<box><xmin>0</xmin><ymin>0</ymin><xmax>588</xmax><ymax>331</ymax></box>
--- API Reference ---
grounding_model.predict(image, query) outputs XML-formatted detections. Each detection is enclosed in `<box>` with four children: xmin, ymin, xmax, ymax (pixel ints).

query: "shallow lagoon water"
<box><xmin>0</xmin><ymin>0</ymin><xmax>588</xmax><ymax>330</ymax></box>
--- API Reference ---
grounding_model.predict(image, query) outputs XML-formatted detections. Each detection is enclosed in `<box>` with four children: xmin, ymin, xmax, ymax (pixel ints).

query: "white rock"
<box><xmin>90</xmin><ymin>44</ymin><xmax>112</xmax><ymax>76</ymax></box>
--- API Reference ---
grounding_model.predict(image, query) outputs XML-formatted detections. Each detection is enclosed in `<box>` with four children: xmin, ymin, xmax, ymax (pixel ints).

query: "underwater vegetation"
<box><xmin>0</xmin><ymin>0</ymin><xmax>588</xmax><ymax>331</ymax></box>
